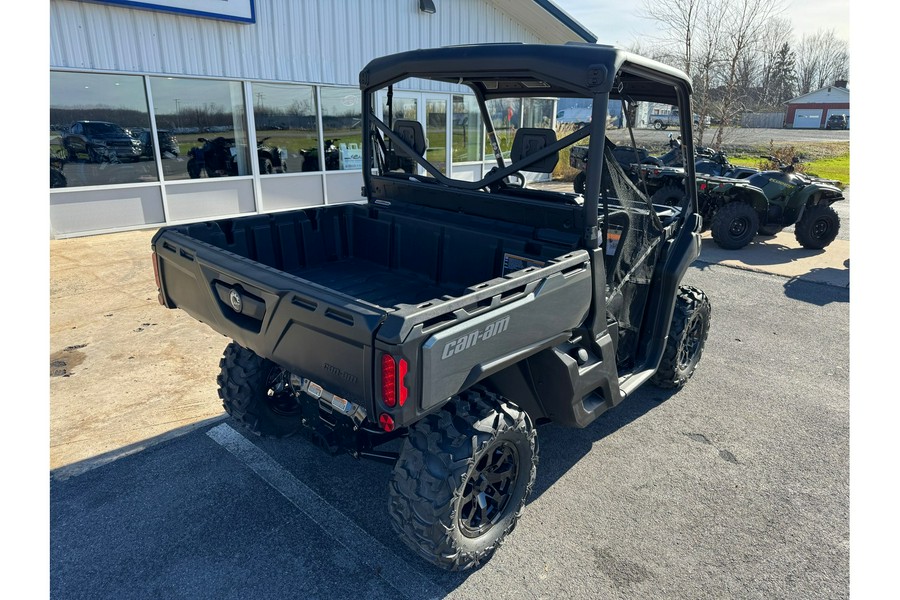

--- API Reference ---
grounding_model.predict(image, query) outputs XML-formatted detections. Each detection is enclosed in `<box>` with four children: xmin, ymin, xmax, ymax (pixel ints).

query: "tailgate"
<box><xmin>152</xmin><ymin>230</ymin><xmax>387</xmax><ymax>405</ymax></box>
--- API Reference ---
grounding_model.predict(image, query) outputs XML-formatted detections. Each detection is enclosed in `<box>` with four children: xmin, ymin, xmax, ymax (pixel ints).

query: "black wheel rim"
<box><xmin>677</xmin><ymin>314</ymin><xmax>705</xmax><ymax>370</ymax></box>
<box><xmin>264</xmin><ymin>368</ymin><xmax>302</xmax><ymax>417</ymax></box>
<box><xmin>459</xmin><ymin>442</ymin><xmax>519</xmax><ymax>538</ymax></box>
<box><xmin>729</xmin><ymin>217</ymin><xmax>749</xmax><ymax>239</ymax></box>
<box><xmin>812</xmin><ymin>218</ymin><xmax>832</xmax><ymax>240</ymax></box>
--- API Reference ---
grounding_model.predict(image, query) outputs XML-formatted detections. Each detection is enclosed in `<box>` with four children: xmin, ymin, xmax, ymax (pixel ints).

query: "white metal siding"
<box><xmin>51</xmin><ymin>0</ymin><xmax>549</xmax><ymax>86</ymax></box>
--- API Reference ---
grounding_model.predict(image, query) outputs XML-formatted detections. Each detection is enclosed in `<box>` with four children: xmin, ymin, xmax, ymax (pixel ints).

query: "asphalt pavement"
<box><xmin>48</xmin><ymin>196</ymin><xmax>850</xmax><ymax>598</ymax></box>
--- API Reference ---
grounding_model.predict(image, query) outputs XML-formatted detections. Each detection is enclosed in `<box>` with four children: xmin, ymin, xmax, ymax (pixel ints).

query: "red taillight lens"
<box><xmin>381</xmin><ymin>354</ymin><xmax>396</xmax><ymax>407</ymax></box>
<box><xmin>381</xmin><ymin>354</ymin><xmax>409</xmax><ymax>408</ymax></box>
<box><xmin>398</xmin><ymin>359</ymin><xmax>409</xmax><ymax>406</ymax></box>
<box><xmin>699</xmin><ymin>183</ymin><xmax>707</xmax><ymax>191</ymax></box>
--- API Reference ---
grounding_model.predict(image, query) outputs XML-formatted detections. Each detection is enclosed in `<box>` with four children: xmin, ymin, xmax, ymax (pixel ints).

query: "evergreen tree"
<box><xmin>770</xmin><ymin>42</ymin><xmax>797</xmax><ymax>106</ymax></box>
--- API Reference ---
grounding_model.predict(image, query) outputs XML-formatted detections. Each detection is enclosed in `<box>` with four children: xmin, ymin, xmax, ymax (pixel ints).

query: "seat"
<box><xmin>391</xmin><ymin>119</ymin><xmax>428</xmax><ymax>173</ymax></box>
<box><xmin>509</xmin><ymin>128</ymin><xmax>558</xmax><ymax>173</ymax></box>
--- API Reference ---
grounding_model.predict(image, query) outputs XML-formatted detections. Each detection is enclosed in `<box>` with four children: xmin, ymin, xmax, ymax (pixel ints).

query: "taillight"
<box><xmin>381</xmin><ymin>354</ymin><xmax>396</xmax><ymax>407</ymax></box>
<box><xmin>381</xmin><ymin>354</ymin><xmax>409</xmax><ymax>408</ymax></box>
<box><xmin>398</xmin><ymin>359</ymin><xmax>408</xmax><ymax>406</ymax></box>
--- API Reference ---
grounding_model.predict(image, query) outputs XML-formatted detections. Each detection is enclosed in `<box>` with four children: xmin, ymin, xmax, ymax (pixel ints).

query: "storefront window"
<box><xmin>523</xmin><ymin>98</ymin><xmax>555</xmax><ymax>129</ymax></box>
<box><xmin>149</xmin><ymin>77</ymin><xmax>250</xmax><ymax>181</ymax></box>
<box><xmin>50</xmin><ymin>71</ymin><xmax>157</xmax><ymax>188</ymax></box>
<box><xmin>452</xmin><ymin>95</ymin><xmax>482</xmax><ymax>163</ymax></box>
<box><xmin>320</xmin><ymin>87</ymin><xmax>363</xmax><ymax>171</ymax></box>
<box><xmin>485</xmin><ymin>98</ymin><xmax>521</xmax><ymax>160</ymax></box>
<box><xmin>251</xmin><ymin>82</ymin><xmax>318</xmax><ymax>174</ymax></box>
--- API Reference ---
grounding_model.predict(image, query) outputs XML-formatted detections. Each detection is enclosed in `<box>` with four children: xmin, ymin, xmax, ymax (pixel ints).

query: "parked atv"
<box><xmin>577</xmin><ymin>150</ymin><xmax>844</xmax><ymax>250</ymax></box>
<box><xmin>187</xmin><ymin>137</ymin><xmax>239</xmax><ymax>178</ymax></box>
<box><xmin>650</xmin><ymin>158</ymin><xmax>844</xmax><ymax>250</ymax></box>
<box><xmin>187</xmin><ymin>136</ymin><xmax>288</xmax><ymax>177</ymax></box>
<box><xmin>570</xmin><ymin>136</ymin><xmax>681</xmax><ymax>194</ymax></box>
<box><xmin>50</xmin><ymin>155</ymin><xmax>67</xmax><ymax>188</ymax></box>
<box><xmin>732</xmin><ymin>157</ymin><xmax>845</xmax><ymax>249</ymax></box>
<box><xmin>257</xmin><ymin>136</ymin><xmax>289</xmax><ymax>174</ymax></box>
<box><xmin>298</xmin><ymin>139</ymin><xmax>340</xmax><ymax>172</ymax></box>
<box><xmin>694</xmin><ymin>149</ymin><xmax>758</xmax><ymax>179</ymax></box>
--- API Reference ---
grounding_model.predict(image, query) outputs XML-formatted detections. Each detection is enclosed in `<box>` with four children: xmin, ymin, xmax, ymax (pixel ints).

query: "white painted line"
<box><xmin>206</xmin><ymin>423</ymin><xmax>443</xmax><ymax>600</ymax></box>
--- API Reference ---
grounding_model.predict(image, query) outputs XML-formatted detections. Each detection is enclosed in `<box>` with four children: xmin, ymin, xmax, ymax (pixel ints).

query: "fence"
<box><xmin>741</xmin><ymin>112</ymin><xmax>785</xmax><ymax>129</ymax></box>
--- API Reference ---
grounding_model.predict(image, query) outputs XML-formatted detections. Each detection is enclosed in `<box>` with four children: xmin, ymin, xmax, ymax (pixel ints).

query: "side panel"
<box><xmin>418</xmin><ymin>261</ymin><xmax>593</xmax><ymax>409</ymax></box>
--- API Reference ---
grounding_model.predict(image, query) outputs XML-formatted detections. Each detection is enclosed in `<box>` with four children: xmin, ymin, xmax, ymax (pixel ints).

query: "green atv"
<box><xmin>624</xmin><ymin>158</ymin><xmax>845</xmax><ymax>251</ymax></box>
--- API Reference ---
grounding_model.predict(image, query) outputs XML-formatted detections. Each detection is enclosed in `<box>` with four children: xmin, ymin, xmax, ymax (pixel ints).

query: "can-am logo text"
<box><xmin>441</xmin><ymin>316</ymin><xmax>510</xmax><ymax>359</ymax></box>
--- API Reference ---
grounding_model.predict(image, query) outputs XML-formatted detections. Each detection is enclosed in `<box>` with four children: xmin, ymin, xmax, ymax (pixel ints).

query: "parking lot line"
<box><xmin>206</xmin><ymin>423</ymin><xmax>443</xmax><ymax>600</ymax></box>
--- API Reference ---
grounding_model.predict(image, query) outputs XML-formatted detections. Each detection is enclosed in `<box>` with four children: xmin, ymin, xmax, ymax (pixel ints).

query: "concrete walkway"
<box><xmin>49</xmin><ymin>221</ymin><xmax>850</xmax><ymax>477</ymax></box>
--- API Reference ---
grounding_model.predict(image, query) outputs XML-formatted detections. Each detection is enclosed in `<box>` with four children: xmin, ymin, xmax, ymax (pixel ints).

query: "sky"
<box><xmin>553</xmin><ymin>0</ymin><xmax>849</xmax><ymax>48</ymax></box>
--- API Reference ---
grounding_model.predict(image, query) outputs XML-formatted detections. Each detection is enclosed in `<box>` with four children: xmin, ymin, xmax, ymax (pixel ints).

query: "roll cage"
<box><xmin>360</xmin><ymin>43</ymin><xmax>698</xmax><ymax>250</ymax></box>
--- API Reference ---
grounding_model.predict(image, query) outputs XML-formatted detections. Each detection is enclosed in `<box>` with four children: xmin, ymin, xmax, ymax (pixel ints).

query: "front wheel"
<box><xmin>259</xmin><ymin>157</ymin><xmax>274</xmax><ymax>174</ymax></box>
<box><xmin>653</xmin><ymin>120</ymin><xmax>664</xmax><ymax>130</ymax></box>
<box><xmin>650</xmin><ymin>184</ymin><xmax>684</xmax><ymax>207</ymax></box>
<box><xmin>217</xmin><ymin>342</ymin><xmax>303</xmax><ymax>438</ymax></box>
<box><xmin>388</xmin><ymin>388</ymin><xmax>537</xmax><ymax>571</ymax></box>
<box><xmin>794</xmin><ymin>204</ymin><xmax>840</xmax><ymax>249</ymax></box>
<box><xmin>187</xmin><ymin>158</ymin><xmax>202</xmax><ymax>179</ymax></box>
<box><xmin>652</xmin><ymin>285</ymin><xmax>711</xmax><ymax>389</ymax></box>
<box><xmin>573</xmin><ymin>171</ymin><xmax>586</xmax><ymax>194</ymax></box>
<box><xmin>711</xmin><ymin>201</ymin><xmax>759</xmax><ymax>250</ymax></box>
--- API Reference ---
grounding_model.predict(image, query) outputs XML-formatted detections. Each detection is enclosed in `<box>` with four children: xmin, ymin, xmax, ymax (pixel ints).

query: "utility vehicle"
<box><xmin>151</xmin><ymin>43</ymin><xmax>711</xmax><ymax>570</ymax></box>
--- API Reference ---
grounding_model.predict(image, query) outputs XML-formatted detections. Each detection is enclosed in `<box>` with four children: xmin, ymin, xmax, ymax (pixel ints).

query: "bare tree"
<box><xmin>690</xmin><ymin>0</ymin><xmax>728</xmax><ymax>145</ymax></box>
<box><xmin>639</xmin><ymin>0</ymin><xmax>701</xmax><ymax>75</ymax></box>
<box><xmin>796</xmin><ymin>29</ymin><xmax>850</xmax><ymax>94</ymax></box>
<box><xmin>711</xmin><ymin>0</ymin><xmax>783</xmax><ymax>148</ymax></box>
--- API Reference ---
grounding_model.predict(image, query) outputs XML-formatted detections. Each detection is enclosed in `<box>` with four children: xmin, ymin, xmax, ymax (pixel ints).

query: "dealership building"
<box><xmin>49</xmin><ymin>0</ymin><xmax>596</xmax><ymax>238</ymax></box>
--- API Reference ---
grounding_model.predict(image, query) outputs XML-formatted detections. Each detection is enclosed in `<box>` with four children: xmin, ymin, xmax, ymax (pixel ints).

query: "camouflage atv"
<box><xmin>701</xmin><ymin>157</ymin><xmax>845</xmax><ymax>250</ymax></box>
<box><xmin>603</xmin><ymin>159</ymin><xmax>844</xmax><ymax>251</ymax></box>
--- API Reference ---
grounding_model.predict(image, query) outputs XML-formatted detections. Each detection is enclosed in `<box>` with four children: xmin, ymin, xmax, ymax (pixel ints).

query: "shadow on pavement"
<box><xmin>783</xmin><ymin>270</ymin><xmax>850</xmax><ymax>305</ymax></box>
<box><xmin>50</xmin><ymin>386</ymin><xmax>669</xmax><ymax>598</ymax></box>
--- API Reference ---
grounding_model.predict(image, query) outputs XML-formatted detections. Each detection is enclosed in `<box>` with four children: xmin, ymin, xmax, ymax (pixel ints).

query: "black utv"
<box><xmin>152</xmin><ymin>43</ymin><xmax>711</xmax><ymax>571</ymax></box>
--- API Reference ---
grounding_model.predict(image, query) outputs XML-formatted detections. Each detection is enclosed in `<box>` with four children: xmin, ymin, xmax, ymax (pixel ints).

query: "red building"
<box><xmin>784</xmin><ymin>82</ymin><xmax>850</xmax><ymax>128</ymax></box>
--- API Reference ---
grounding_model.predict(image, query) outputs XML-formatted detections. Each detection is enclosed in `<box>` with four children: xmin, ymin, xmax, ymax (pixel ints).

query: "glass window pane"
<box><xmin>425</xmin><ymin>98</ymin><xmax>447</xmax><ymax>174</ymax></box>
<box><xmin>523</xmin><ymin>98</ymin><xmax>555</xmax><ymax>129</ymax></box>
<box><xmin>50</xmin><ymin>71</ymin><xmax>157</xmax><ymax>188</ymax></box>
<box><xmin>149</xmin><ymin>77</ymin><xmax>250</xmax><ymax>180</ymax></box>
<box><xmin>452</xmin><ymin>95</ymin><xmax>482</xmax><ymax>163</ymax></box>
<box><xmin>251</xmin><ymin>82</ymin><xmax>318</xmax><ymax>174</ymax></box>
<box><xmin>485</xmin><ymin>98</ymin><xmax>521</xmax><ymax>160</ymax></box>
<box><xmin>320</xmin><ymin>87</ymin><xmax>363</xmax><ymax>171</ymax></box>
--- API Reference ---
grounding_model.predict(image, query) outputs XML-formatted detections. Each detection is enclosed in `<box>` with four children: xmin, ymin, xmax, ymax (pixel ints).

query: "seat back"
<box><xmin>510</xmin><ymin>128</ymin><xmax>558</xmax><ymax>173</ymax></box>
<box><xmin>393</xmin><ymin>120</ymin><xmax>428</xmax><ymax>156</ymax></box>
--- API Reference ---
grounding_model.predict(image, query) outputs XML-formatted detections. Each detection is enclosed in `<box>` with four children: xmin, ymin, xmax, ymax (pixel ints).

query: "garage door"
<box><xmin>793</xmin><ymin>108</ymin><xmax>823</xmax><ymax>128</ymax></box>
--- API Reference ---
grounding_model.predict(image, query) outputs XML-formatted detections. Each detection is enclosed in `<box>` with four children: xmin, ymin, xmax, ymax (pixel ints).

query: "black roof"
<box><xmin>360</xmin><ymin>43</ymin><xmax>691</xmax><ymax>104</ymax></box>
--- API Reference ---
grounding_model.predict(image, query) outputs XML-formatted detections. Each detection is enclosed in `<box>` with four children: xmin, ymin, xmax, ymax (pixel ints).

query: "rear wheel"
<box><xmin>652</xmin><ymin>286</ymin><xmax>711</xmax><ymax>389</ymax></box>
<box><xmin>388</xmin><ymin>387</ymin><xmax>537</xmax><ymax>571</ymax></box>
<box><xmin>653</xmin><ymin>120</ymin><xmax>664</xmax><ymax>130</ymax></box>
<box><xmin>711</xmin><ymin>201</ymin><xmax>759</xmax><ymax>249</ymax></box>
<box><xmin>260</xmin><ymin>157</ymin><xmax>274</xmax><ymax>174</ymax></box>
<box><xmin>217</xmin><ymin>342</ymin><xmax>302</xmax><ymax>438</ymax></box>
<box><xmin>795</xmin><ymin>204</ymin><xmax>840</xmax><ymax>249</ymax></box>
